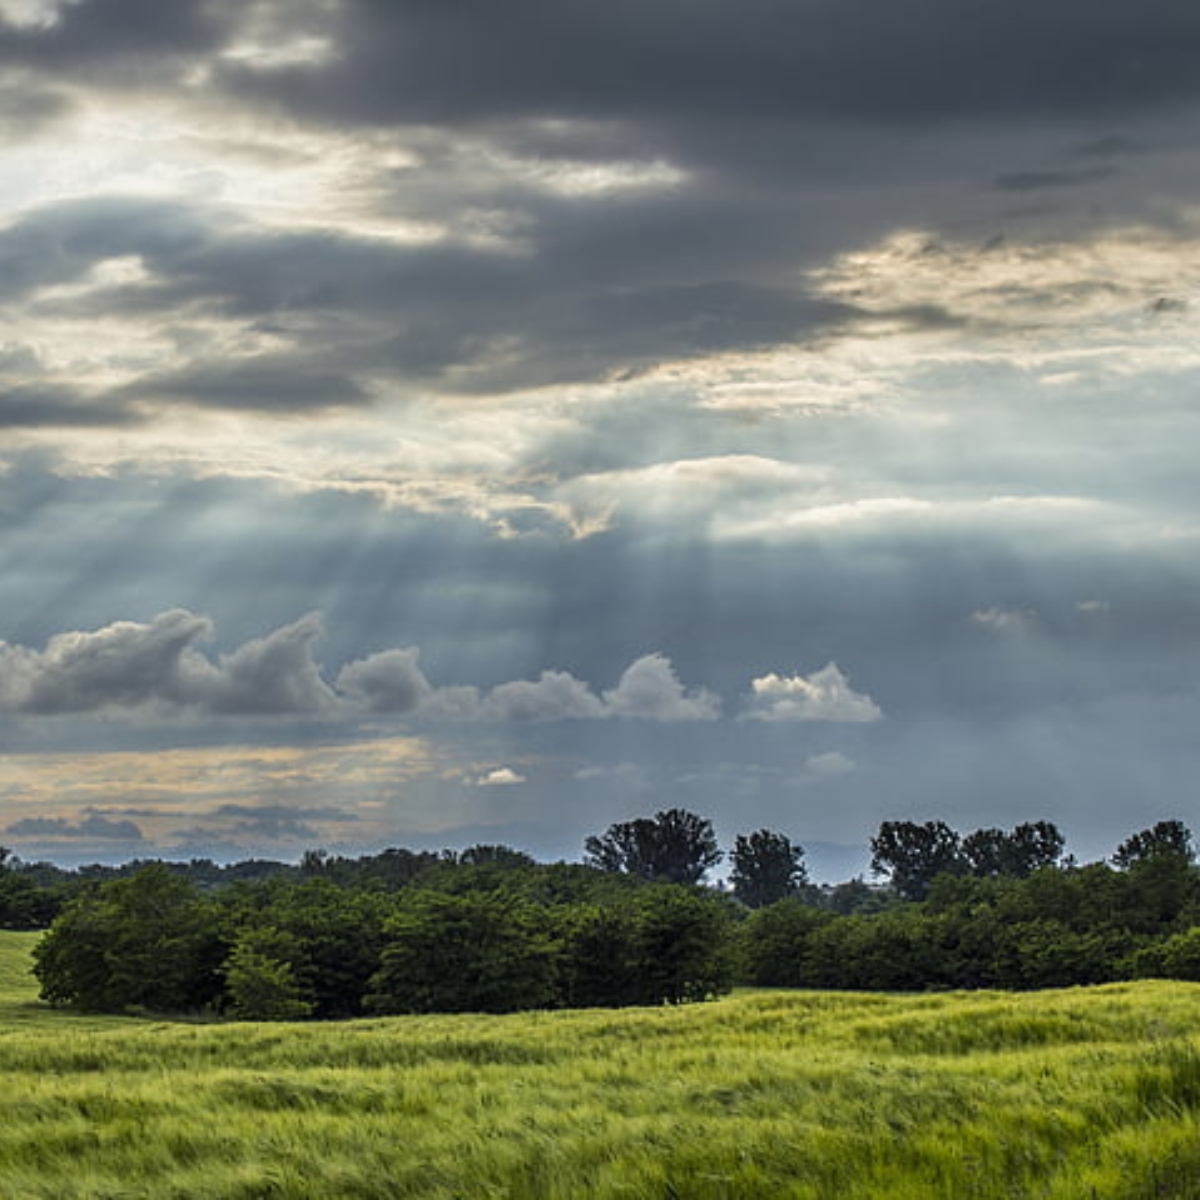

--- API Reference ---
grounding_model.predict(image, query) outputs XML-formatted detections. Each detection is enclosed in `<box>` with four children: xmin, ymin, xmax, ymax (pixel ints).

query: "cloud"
<box><xmin>802</xmin><ymin>751</ymin><xmax>857</xmax><ymax>781</ymax></box>
<box><xmin>970</xmin><ymin>607</ymin><xmax>1039</xmax><ymax>635</ymax></box>
<box><xmin>5</xmin><ymin>813</ymin><xmax>144</xmax><ymax>841</ymax></box>
<box><xmin>0</xmin><ymin>610</ymin><xmax>720</xmax><ymax>724</ymax></box>
<box><xmin>336</xmin><ymin>647</ymin><xmax>432</xmax><ymax>713</ymax></box>
<box><xmin>474</xmin><ymin>767</ymin><xmax>526</xmax><ymax>787</ymax></box>
<box><xmin>0</xmin><ymin>609</ymin><xmax>336</xmax><ymax>717</ymax></box>
<box><xmin>2</xmin><ymin>608</ymin><xmax>215</xmax><ymax>714</ymax></box>
<box><xmin>994</xmin><ymin>166</ymin><xmax>1120</xmax><ymax>192</ymax></box>
<box><xmin>412</xmin><ymin>655</ymin><xmax>716</xmax><ymax>723</ymax></box>
<box><xmin>124</xmin><ymin>357</ymin><xmax>369</xmax><ymax>414</ymax></box>
<box><xmin>208</xmin><ymin>803</ymin><xmax>358</xmax><ymax>841</ymax></box>
<box><xmin>744</xmin><ymin>663</ymin><xmax>882</xmax><ymax>723</ymax></box>
<box><xmin>190</xmin><ymin>613</ymin><xmax>339</xmax><ymax>715</ymax></box>
<box><xmin>210</xmin><ymin>0</ymin><xmax>1200</xmax><ymax>129</ymax></box>
<box><xmin>573</xmin><ymin>762</ymin><xmax>651</xmax><ymax>789</ymax></box>
<box><xmin>602</xmin><ymin>653</ymin><xmax>720</xmax><ymax>721</ymax></box>
<box><xmin>482</xmin><ymin>671</ymin><xmax>607</xmax><ymax>722</ymax></box>
<box><xmin>0</xmin><ymin>383</ymin><xmax>142</xmax><ymax>429</ymax></box>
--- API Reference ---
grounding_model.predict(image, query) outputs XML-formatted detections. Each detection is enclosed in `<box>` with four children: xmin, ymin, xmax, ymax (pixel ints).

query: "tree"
<box><xmin>221</xmin><ymin>928</ymin><xmax>314</xmax><ymax>1021</ymax></box>
<box><xmin>365</xmin><ymin>891</ymin><xmax>559</xmax><ymax>1015</ymax></box>
<box><xmin>1005</xmin><ymin>821</ymin><xmax>1066</xmax><ymax>876</ymax></box>
<box><xmin>729</xmin><ymin>830</ymin><xmax>808</xmax><ymax>908</ymax></box>
<box><xmin>869</xmin><ymin>820</ymin><xmax>962</xmax><ymax>901</ymax></box>
<box><xmin>740</xmin><ymin>898</ymin><xmax>831</xmax><ymax>986</ymax></box>
<box><xmin>628</xmin><ymin>886</ymin><xmax>735</xmax><ymax>1004</ymax></box>
<box><xmin>1112</xmin><ymin>821</ymin><xmax>1196</xmax><ymax>870</ymax></box>
<box><xmin>33</xmin><ymin>865</ymin><xmax>224</xmax><ymax>1012</ymax></box>
<box><xmin>960</xmin><ymin>827</ymin><xmax>1007</xmax><ymax>877</ymax></box>
<box><xmin>584</xmin><ymin>808</ymin><xmax>722</xmax><ymax>885</ymax></box>
<box><xmin>247</xmin><ymin>880</ymin><xmax>390</xmax><ymax>1018</ymax></box>
<box><xmin>962</xmin><ymin>821</ymin><xmax>1065</xmax><ymax>878</ymax></box>
<box><xmin>456</xmin><ymin>844</ymin><xmax>537</xmax><ymax>869</ymax></box>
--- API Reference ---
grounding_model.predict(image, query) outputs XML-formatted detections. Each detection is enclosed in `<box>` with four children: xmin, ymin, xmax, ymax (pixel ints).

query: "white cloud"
<box><xmin>970</xmin><ymin>606</ymin><xmax>1039</xmax><ymax>634</ymax></box>
<box><xmin>573</xmin><ymin>762</ymin><xmax>652</xmax><ymax>790</ymax></box>
<box><xmin>802</xmin><ymin>750</ymin><xmax>857</xmax><ymax>780</ymax></box>
<box><xmin>744</xmin><ymin>663</ymin><xmax>882</xmax><ymax>723</ymax></box>
<box><xmin>474</xmin><ymin>767</ymin><xmax>526</xmax><ymax>787</ymax></box>
<box><xmin>602</xmin><ymin>653</ymin><xmax>721</xmax><ymax>721</ymax></box>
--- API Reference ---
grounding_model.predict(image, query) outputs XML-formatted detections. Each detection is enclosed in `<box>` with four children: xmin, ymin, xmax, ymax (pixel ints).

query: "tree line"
<box><xmin>19</xmin><ymin>811</ymin><xmax>1200</xmax><ymax>1016</ymax></box>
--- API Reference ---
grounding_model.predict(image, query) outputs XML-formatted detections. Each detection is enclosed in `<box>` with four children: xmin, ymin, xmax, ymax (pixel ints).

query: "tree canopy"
<box><xmin>584</xmin><ymin>808</ymin><xmax>722</xmax><ymax>885</ymax></box>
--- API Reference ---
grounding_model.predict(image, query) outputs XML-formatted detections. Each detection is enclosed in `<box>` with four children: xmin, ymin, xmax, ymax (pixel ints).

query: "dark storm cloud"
<box><xmin>211</xmin><ymin>804</ymin><xmax>359</xmax><ymax>841</ymax></box>
<box><xmin>0</xmin><ymin>186</ymin><xmax>864</xmax><ymax>411</ymax></box>
<box><xmin>0</xmin><ymin>76</ymin><xmax>73</xmax><ymax>137</ymax></box>
<box><xmin>0</xmin><ymin>196</ymin><xmax>213</xmax><ymax>302</ymax></box>
<box><xmin>123</xmin><ymin>358</ymin><xmax>368</xmax><ymax>414</ymax></box>
<box><xmin>0</xmin><ymin>0</ymin><xmax>231</xmax><ymax>69</ymax></box>
<box><xmin>212</xmin><ymin>0</ymin><xmax>1200</xmax><ymax>127</ymax></box>
<box><xmin>6</xmin><ymin>813</ymin><xmax>144</xmax><ymax>841</ymax></box>
<box><xmin>994</xmin><ymin>165</ymin><xmax>1121</xmax><ymax>192</ymax></box>
<box><xmin>0</xmin><ymin>384</ymin><xmax>141</xmax><ymax>428</ymax></box>
<box><xmin>0</xmin><ymin>0</ymin><xmax>1194</xmax><ymax>128</ymax></box>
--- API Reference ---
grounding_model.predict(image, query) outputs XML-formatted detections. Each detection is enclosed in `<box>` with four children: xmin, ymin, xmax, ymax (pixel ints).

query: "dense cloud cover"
<box><xmin>0</xmin><ymin>0</ymin><xmax>1198</xmax><ymax>870</ymax></box>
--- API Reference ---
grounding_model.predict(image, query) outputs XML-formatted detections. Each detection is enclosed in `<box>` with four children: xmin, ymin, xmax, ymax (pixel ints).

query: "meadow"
<box><xmin>0</xmin><ymin>931</ymin><xmax>1198</xmax><ymax>1198</ymax></box>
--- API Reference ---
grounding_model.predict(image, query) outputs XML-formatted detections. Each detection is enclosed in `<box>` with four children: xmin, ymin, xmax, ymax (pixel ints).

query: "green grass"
<box><xmin>1</xmin><ymin>931</ymin><xmax>1200</xmax><ymax>1197</ymax></box>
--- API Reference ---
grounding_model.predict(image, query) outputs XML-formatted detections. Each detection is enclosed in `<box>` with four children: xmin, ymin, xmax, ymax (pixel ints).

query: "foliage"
<box><xmin>729</xmin><ymin>828</ymin><xmax>808</xmax><ymax>908</ymax></box>
<box><xmin>583</xmin><ymin>807</ymin><xmax>722</xmax><ymax>884</ymax></box>
<box><xmin>739</xmin><ymin>897</ymin><xmax>831</xmax><ymax>986</ymax></box>
<box><xmin>1113</xmin><ymin>820</ymin><xmax>1196</xmax><ymax>870</ymax></box>
<box><xmin>626</xmin><ymin>885</ymin><xmax>736</xmax><ymax>1003</ymax></box>
<box><xmin>869</xmin><ymin>819</ymin><xmax>963</xmax><ymax>900</ymax></box>
<box><xmin>24</xmin><ymin>814</ymin><xmax>1200</xmax><ymax>1015</ymax></box>
<box><xmin>961</xmin><ymin>820</ymin><xmax>1066</xmax><ymax>878</ymax></box>
<box><xmin>32</xmin><ymin>856</ymin><xmax>736</xmax><ymax>1016</ymax></box>
<box><xmin>365</xmin><ymin>890</ymin><xmax>559</xmax><ymax>1015</ymax></box>
<box><xmin>33</xmin><ymin>864</ymin><xmax>224</xmax><ymax>1013</ymax></box>
<box><xmin>221</xmin><ymin>928</ymin><xmax>313</xmax><ymax>1021</ymax></box>
<box><xmin>741</xmin><ymin>855</ymin><xmax>1200</xmax><ymax>992</ymax></box>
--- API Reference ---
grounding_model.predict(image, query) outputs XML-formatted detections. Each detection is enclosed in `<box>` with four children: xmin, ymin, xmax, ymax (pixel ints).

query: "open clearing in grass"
<box><xmin>0</xmin><ymin>931</ymin><xmax>1199</xmax><ymax>1197</ymax></box>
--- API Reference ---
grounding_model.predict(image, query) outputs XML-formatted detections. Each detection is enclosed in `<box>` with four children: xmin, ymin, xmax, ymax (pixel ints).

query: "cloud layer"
<box><xmin>0</xmin><ymin>0</ymin><xmax>1197</xmax><ymax>867</ymax></box>
<box><xmin>0</xmin><ymin>610</ymin><xmax>824</xmax><ymax>725</ymax></box>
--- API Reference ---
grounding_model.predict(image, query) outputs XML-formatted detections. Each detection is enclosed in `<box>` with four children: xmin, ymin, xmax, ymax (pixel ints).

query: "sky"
<box><xmin>1</xmin><ymin>0</ymin><xmax>1200</xmax><ymax>877</ymax></box>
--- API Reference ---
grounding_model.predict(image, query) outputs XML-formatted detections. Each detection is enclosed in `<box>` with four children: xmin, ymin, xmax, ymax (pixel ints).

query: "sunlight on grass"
<box><xmin>0</xmin><ymin>934</ymin><xmax>1199</xmax><ymax>1196</ymax></box>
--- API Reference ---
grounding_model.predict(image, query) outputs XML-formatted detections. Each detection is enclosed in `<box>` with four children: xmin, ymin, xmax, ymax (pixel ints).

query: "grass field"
<box><xmin>0</xmin><ymin>931</ymin><xmax>1199</xmax><ymax>1197</ymax></box>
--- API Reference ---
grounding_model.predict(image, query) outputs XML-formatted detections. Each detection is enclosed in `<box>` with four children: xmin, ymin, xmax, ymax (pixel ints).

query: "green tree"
<box><xmin>962</xmin><ymin>822</ymin><xmax>1065</xmax><ymax>878</ymax></box>
<box><xmin>33</xmin><ymin>865</ymin><xmax>224</xmax><ymax>1012</ymax></box>
<box><xmin>1112</xmin><ymin>821</ymin><xmax>1196</xmax><ymax>870</ymax></box>
<box><xmin>456</xmin><ymin>844</ymin><xmax>537</xmax><ymax>869</ymax></box>
<box><xmin>730</xmin><ymin>830</ymin><xmax>808</xmax><ymax>908</ymax></box>
<box><xmin>740</xmin><ymin>897</ymin><xmax>831</xmax><ymax>986</ymax></box>
<box><xmin>555</xmin><ymin>903</ymin><xmax>644</xmax><ymax>1008</ymax></box>
<box><xmin>366</xmin><ymin>891</ymin><xmax>559</xmax><ymax>1015</ymax></box>
<box><xmin>584</xmin><ymin>808</ymin><xmax>722</xmax><ymax>885</ymax></box>
<box><xmin>247</xmin><ymin>880</ymin><xmax>390</xmax><ymax>1018</ymax></box>
<box><xmin>628</xmin><ymin>886</ymin><xmax>735</xmax><ymax>1004</ymax></box>
<box><xmin>870</xmin><ymin>820</ymin><xmax>963</xmax><ymax>901</ymax></box>
<box><xmin>222</xmin><ymin>928</ymin><xmax>314</xmax><ymax>1021</ymax></box>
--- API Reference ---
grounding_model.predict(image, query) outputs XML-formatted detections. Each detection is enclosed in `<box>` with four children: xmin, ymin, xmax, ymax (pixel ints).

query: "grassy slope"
<box><xmin>0</xmin><ymin>931</ymin><xmax>1198</xmax><ymax>1198</ymax></box>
